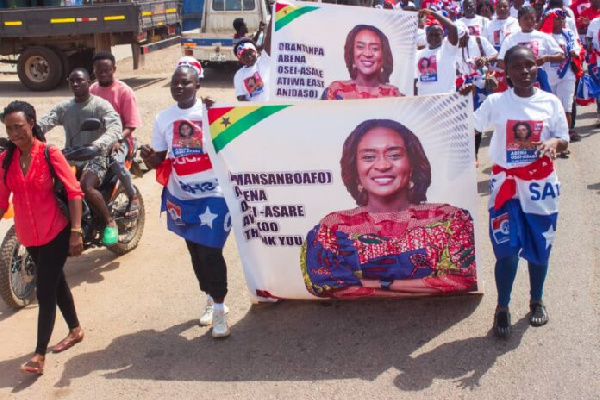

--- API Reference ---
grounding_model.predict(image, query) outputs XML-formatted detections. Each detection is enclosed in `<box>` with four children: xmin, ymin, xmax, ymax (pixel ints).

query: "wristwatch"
<box><xmin>71</xmin><ymin>227</ymin><xmax>82</xmax><ymax>234</ymax></box>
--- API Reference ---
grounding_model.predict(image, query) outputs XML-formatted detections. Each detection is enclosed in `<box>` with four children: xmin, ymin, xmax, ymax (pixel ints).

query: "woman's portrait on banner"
<box><xmin>321</xmin><ymin>25</ymin><xmax>405</xmax><ymax>100</ymax></box>
<box><xmin>301</xmin><ymin>119</ymin><xmax>477</xmax><ymax>299</ymax></box>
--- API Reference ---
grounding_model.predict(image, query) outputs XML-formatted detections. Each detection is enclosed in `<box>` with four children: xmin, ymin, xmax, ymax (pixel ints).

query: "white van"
<box><xmin>180</xmin><ymin>0</ymin><xmax>270</xmax><ymax>65</ymax></box>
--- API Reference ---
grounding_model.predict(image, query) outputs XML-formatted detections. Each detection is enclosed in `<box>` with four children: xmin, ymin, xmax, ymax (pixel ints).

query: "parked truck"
<box><xmin>0</xmin><ymin>0</ymin><xmax>181</xmax><ymax>91</ymax></box>
<box><xmin>180</xmin><ymin>0</ymin><xmax>270</xmax><ymax>66</ymax></box>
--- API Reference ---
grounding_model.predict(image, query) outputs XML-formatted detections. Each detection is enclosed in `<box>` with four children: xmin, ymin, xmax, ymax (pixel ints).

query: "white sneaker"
<box><xmin>199</xmin><ymin>301</ymin><xmax>229</xmax><ymax>326</ymax></box>
<box><xmin>211</xmin><ymin>310</ymin><xmax>231</xmax><ymax>338</ymax></box>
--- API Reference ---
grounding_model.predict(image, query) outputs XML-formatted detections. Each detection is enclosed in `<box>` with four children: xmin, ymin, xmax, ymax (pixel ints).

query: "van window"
<box><xmin>212</xmin><ymin>0</ymin><xmax>257</xmax><ymax>11</ymax></box>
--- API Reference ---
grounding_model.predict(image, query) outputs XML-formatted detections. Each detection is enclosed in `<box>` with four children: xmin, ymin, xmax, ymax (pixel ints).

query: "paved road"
<box><xmin>0</xmin><ymin>48</ymin><xmax>598</xmax><ymax>399</ymax></box>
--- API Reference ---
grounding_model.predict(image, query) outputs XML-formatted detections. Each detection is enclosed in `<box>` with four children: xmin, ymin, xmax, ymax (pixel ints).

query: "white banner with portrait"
<box><xmin>269</xmin><ymin>0</ymin><xmax>418</xmax><ymax>100</ymax></box>
<box><xmin>203</xmin><ymin>94</ymin><xmax>482</xmax><ymax>301</ymax></box>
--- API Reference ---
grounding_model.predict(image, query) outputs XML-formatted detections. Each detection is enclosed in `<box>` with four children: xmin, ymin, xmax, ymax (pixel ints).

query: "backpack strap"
<box><xmin>44</xmin><ymin>144</ymin><xmax>59</xmax><ymax>183</ymax></box>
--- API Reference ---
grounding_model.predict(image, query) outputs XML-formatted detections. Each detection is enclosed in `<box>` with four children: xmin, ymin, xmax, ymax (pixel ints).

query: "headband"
<box><xmin>539</xmin><ymin>9</ymin><xmax>566</xmax><ymax>34</ymax></box>
<box><xmin>236</xmin><ymin>42</ymin><xmax>257</xmax><ymax>61</ymax></box>
<box><xmin>175</xmin><ymin>56</ymin><xmax>204</xmax><ymax>78</ymax></box>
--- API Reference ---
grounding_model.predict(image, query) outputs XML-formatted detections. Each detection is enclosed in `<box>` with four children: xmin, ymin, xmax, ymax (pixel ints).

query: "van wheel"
<box><xmin>17</xmin><ymin>46</ymin><xmax>64</xmax><ymax>91</ymax></box>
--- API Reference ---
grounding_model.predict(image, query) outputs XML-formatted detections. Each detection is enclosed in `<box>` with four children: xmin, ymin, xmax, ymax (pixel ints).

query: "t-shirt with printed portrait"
<box><xmin>415</xmin><ymin>39</ymin><xmax>459</xmax><ymax>95</ymax></box>
<box><xmin>473</xmin><ymin>88</ymin><xmax>569</xmax><ymax>168</ymax></box>
<box><xmin>498</xmin><ymin>30</ymin><xmax>562</xmax><ymax>60</ymax></box>
<box><xmin>234</xmin><ymin>52</ymin><xmax>271</xmax><ymax>102</ymax></box>
<box><xmin>483</xmin><ymin>17</ymin><xmax>520</xmax><ymax>51</ymax></box>
<box><xmin>151</xmin><ymin>101</ymin><xmax>222</xmax><ymax>202</ymax></box>
<box><xmin>459</xmin><ymin>15</ymin><xmax>490</xmax><ymax>37</ymax></box>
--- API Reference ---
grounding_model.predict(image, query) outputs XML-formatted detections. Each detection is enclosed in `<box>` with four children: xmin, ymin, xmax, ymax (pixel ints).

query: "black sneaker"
<box><xmin>529</xmin><ymin>301</ymin><xmax>549</xmax><ymax>327</ymax></box>
<box><xmin>493</xmin><ymin>308</ymin><xmax>511</xmax><ymax>338</ymax></box>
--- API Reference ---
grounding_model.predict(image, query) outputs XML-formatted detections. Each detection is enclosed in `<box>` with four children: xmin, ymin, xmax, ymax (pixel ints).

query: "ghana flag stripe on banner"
<box><xmin>274</xmin><ymin>1</ymin><xmax>320</xmax><ymax>31</ymax></box>
<box><xmin>208</xmin><ymin>105</ymin><xmax>290</xmax><ymax>152</ymax></box>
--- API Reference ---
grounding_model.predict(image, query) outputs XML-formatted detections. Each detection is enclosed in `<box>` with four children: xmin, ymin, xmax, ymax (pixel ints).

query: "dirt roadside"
<box><xmin>0</xmin><ymin>44</ymin><xmax>598</xmax><ymax>400</ymax></box>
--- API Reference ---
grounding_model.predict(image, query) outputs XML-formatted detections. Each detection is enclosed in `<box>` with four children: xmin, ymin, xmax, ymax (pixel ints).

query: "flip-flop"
<box><xmin>20</xmin><ymin>360</ymin><xmax>44</xmax><ymax>375</ymax></box>
<box><xmin>103</xmin><ymin>225</ymin><xmax>119</xmax><ymax>245</ymax></box>
<box><xmin>52</xmin><ymin>330</ymin><xmax>84</xmax><ymax>353</ymax></box>
<box><xmin>558</xmin><ymin>149</ymin><xmax>571</xmax><ymax>159</ymax></box>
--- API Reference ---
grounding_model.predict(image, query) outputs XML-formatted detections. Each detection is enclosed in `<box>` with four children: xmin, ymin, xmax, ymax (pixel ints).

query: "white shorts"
<box><xmin>549</xmin><ymin>79</ymin><xmax>576</xmax><ymax>112</ymax></box>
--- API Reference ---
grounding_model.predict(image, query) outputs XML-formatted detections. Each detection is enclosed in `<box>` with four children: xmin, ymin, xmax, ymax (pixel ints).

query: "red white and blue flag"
<box><xmin>488</xmin><ymin>157</ymin><xmax>559</xmax><ymax>265</ymax></box>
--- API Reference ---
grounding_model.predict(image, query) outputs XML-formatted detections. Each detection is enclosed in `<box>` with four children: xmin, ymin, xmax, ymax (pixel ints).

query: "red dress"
<box><xmin>321</xmin><ymin>80</ymin><xmax>405</xmax><ymax>100</ymax></box>
<box><xmin>301</xmin><ymin>203</ymin><xmax>478</xmax><ymax>298</ymax></box>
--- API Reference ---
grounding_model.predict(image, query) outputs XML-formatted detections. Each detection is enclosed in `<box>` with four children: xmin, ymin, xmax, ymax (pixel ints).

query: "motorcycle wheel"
<box><xmin>107</xmin><ymin>184</ymin><xmax>145</xmax><ymax>256</ymax></box>
<box><xmin>0</xmin><ymin>226</ymin><xmax>36</xmax><ymax>308</ymax></box>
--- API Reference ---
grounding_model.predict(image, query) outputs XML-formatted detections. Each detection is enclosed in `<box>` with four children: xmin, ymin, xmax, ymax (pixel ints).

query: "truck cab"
<box><xmin>180</xmin><ymin>0</ymin><xmax>270</xmax><ymax>65</ymax></box>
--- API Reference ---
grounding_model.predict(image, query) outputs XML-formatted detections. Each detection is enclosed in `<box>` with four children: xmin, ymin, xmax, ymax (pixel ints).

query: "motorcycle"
<box><xmin>0</xmin><ymin>119</ymin><xmax>146</xmax><ymax>308</ymax></box>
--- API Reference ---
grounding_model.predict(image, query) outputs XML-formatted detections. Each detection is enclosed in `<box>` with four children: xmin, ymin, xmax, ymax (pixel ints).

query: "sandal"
<box><xmin>20</xmin><ymin>356</ymin><xmax>44</xmax><ymax>375</ymax></box>
<box><xmin>558</xmin><ymin>149</ymin><xmax>570</xmax><ymax>159</ymax></box>
<box><xmin>103</xmin><ymin>224</ymin><xmax>118</xmax><ymax>245</ymax></box>
<box><xmin>52</xmin><ymin>328</ymin><xmax>84</xmax><ymax>353</ymax></box>
<box><xmin>493</xmin><ymin>307</ymin><xmax>511</xmax><ymax>338</ymax></box>
<box><xmin>124</xmin><ymin>203</ymin><xmax>139</xmax><ymax>219</ymax></box>
<box><xmin>569</xmin><ymin>131</ymin><xmax>582</xmax><ymax>142</ymax></box>
<box><xmin>529</xmin><ymin>301</ymin><xmax>549</xmax><ymax>327</ymax></box>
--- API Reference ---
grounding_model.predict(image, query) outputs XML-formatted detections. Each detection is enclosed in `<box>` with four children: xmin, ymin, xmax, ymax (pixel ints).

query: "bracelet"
<box><xmin>71</xmin><ymin>227</ymin><xmax>82</xmax><ymax>234</ymax></box>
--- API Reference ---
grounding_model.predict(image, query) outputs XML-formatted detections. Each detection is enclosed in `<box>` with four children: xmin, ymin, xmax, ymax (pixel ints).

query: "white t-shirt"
<box><xmin>416</xmin><ymin>28</ymin><xmax>427</xmax><ymax>48</ymax></box>
<box><xmin>415</xmin><ymin>39</ymin><xmax>459</xmax><ymax>95</ymax></box>
<box><xmin>459</xmin><ymin>16</ymin><xmax>490</xmax><ymax>37</ymax></box>
<box><xmin>498</xmin><ymin>30</ymin><xmax>562</xmax><ymax>60</ymax></box>
<box><xmin>151</xmin><ymin>101</ymin><xmax>222</xmax><ymax>201</ymax></box>
<box><xmin>473</xmin><ymin>88</ymin><xmax>569</xmax><ymax>168</ymax></box>
<box><xmin>484</xmin><ymin>17</ymin><xmax>520</xmax><ymax>50</ymax></box>
<box><xmin>545</xmin><ymin>31</ymin><xmax>579</xmax><ymax>84</ymax></box>
<box><xmin>456</xmin><ymin>35</ymin><xmax>498</xmax><ymax>77</ymax></box>
<box><xmin>394</xmin><ymin>0</ymin><xmax>415</xmax><ymax>9</ymax></box>
<box><xmin>234</xmin><ymin>52</ymin><xmax>271</xmax><ymax>102</ymax></box>
<box><xmin>586</xmin><ymin>17</ymin><xmax>600</xmax><ymax>50</ymax></box>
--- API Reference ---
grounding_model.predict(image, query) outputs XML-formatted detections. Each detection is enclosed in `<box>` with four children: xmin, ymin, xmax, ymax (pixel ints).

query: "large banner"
<box><xmin>204</xmin><ymin>94</ymin><xmax>482</xmax><ymax>301</ymax></box>
<box><xmin>269</xmin><ymin>0</ymin><xmax>418</xmax><ymax>100</ymax></box>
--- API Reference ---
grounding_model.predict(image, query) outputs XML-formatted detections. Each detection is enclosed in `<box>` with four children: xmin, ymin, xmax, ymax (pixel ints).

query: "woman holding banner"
<box><xmin>321</xmin><ymin>25</ymin><xmax>404</xmax><ymax>100</ymax></box>
<box><xmin>472</xmin><ymin>45</ymin><xmax>569</xmax><ymax>338</ymax></box>
<box><xmin>140</xmin><ymin>59</ymin><xmax>232</xmax><ymax>338</ymax></box>
<box><xmin>301</xmin><ymin>119</ymin><xmax>477</xmax><ymax>299</ymax></box>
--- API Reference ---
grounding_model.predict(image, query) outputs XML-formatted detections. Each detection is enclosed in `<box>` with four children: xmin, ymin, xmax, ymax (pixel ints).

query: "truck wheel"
<box><xmin>17</xmin><ymin>46</ymin><xmax>64</xmax><ymax>91</ymax></box>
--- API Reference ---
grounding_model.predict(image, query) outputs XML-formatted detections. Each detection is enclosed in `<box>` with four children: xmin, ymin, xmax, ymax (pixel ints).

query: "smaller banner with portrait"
<box><xmin>269</xmin><ymin>0</ymin><xmax>418</xmax><ymax>100</ymax></box>
<box><xmin>203</xmin><ymin>94</ymin><xmax>482</xmax><ymax>301</ymax></box>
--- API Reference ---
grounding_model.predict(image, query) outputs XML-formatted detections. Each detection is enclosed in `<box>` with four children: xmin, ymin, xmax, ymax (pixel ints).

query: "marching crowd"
<box><xmin>1</xmin><ymin>0</ymin><xmax>591</xmax><ymax>377</ymax></box>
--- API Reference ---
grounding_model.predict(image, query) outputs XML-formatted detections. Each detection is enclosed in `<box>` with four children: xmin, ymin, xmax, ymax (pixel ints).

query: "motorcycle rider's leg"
<box><xmin>111</xmin><ymin>143</ymin><xmax>138</xmax><ymax>209</ymax></box>
<box><xmin>80</xmin><ymin>171</ymin><xmax>115</xmax><ymax>227</ymax></box>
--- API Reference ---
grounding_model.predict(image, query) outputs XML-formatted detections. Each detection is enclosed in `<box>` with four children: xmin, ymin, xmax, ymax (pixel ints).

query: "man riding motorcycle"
<box><xmin>38</xmin><ymin>68</ymin><xmax>121</xmax><ymax>245</ymax></box>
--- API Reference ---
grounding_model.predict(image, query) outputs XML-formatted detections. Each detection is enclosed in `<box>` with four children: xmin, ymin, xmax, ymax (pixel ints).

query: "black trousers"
<box><xmin>185</xmin><ymin>241</ymin><xmax>228</xmax><ymax>301</ymax></box>
<box><xmin>27</xmin><ymin>226</ymin><xmax>80</xmax><ymax>355</ymax></box>
<box><xmin>475</xmin><ymin>131</ymin><xmax>482</xmax><ymax>157</ymax></box>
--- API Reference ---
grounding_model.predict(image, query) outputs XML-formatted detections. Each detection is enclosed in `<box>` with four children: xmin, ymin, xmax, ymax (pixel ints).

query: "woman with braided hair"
<box><xmin>0</xmin><ymin>100</ymin><xmax>85</xmax><ymax>375</ymax></box>
<box><xmin>321</xmin><ymin>25</ymin><xmax>404</xmax><ymax>100</ymax></box>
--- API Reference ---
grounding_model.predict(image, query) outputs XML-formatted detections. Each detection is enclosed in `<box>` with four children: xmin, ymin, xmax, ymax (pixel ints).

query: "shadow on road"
<box><xmin>587</xmin><ymin>182</ymin><xmax>600</xmax><ymax>193</ymax></box>
<box><xmin>121</xmin><ymin>77</ymin><xmax>167</xmax><ymax>91</ymax></box>
<box><xmin>394</xmin><ymin>317</ymin><xmax>529</xmax><ymax>391</ymax></box>
<box><xmin>0</xmin><ymin>249</ymin><xmax>119</xmax><ymax>322</ymax></box>
<box><xmin>25</xmin><ymin>294</ymin><xmax>529</xmax><ymax>393</ymax></box>
<box><xmin>0</xmin><ymin>80</ymin><xmax>70</xmax><ymax>98</ymax></box>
